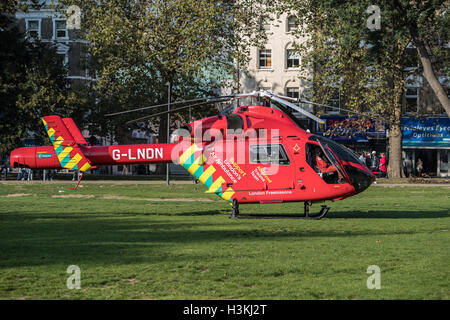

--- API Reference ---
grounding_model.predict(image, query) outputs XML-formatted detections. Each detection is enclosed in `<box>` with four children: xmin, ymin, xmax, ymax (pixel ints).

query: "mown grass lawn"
<box><xmin>0</xmin><ymin>182</ymin><xmax>448</xmax><ymax>299</ymax></box>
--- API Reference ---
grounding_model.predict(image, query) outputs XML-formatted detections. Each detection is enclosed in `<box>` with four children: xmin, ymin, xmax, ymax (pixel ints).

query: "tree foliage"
<box><xmin>0</xmin><ymin>13</ymin><xmax>84</xmax><ymax>157</ymax></box>
<box><xmin>59</xmin><ymin>0</ymin><xmax>270</xmax><ymax>145</ymax></box>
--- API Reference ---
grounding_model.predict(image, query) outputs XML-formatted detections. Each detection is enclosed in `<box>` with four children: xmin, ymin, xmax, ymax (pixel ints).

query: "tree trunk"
<box><xmin>387</xmin><ymin>84</ymin><xmax>405</xmax><ymax>179</ymax></box>
<box><xmin>388</xmin><ymin>123</ymin><xmax>403</xmax><ymax>179</ymax></box>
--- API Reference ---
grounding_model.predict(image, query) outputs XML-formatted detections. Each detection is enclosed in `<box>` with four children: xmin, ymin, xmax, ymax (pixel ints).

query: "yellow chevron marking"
<box><xmin>179</xmin><ymin>144</ymin><xmax>197</xmax><ymax>165</ymax></box>
<box><xmin>221</xmin><ymin>187</ymin><xmax>235</xmax><ymax>201</ymax></box>
<box><xmin>57</xmin><ymin>146</ymin><xmax>73</xmax><ymax>162</ymax></box>
<box><xmin>206</xmin><ymin>176</ymin><xmax>225</xmax><ymax>193</ymax></box>
<box><xmin>47</xmin><ymin>128</ymin><xmax>55</xmax><ymax>138</ymax></box>
<box><xmin>66</xmin><ymin>153</ymin><xmax>83</xmax><ymax>170</ymax></box>
<box><xmin>198</xmin><ymin>165</ymin><xmax>215</xmax><ymax>184</ymax></box>
<box><xmin>187</xmin><ymin>154</ymin><xmax>206</xmax><ymax>175</ymax></box>
<box><xmin>80</xmin><ymin>162</ymin><xmax>91</xmax><ymax>172</ymax></box>
<box><xmin>42</xmin><ymin>119</ymin><xmax>47</xmax><ymax>126</ymax></box>
<box><xmin>53</xmin><ymin>137</ymin><xmax>64</xmax><ymax>149</ymax></box>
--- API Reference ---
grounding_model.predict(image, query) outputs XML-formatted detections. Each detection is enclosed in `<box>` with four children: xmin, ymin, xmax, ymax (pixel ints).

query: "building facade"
<box><xmin>15</xmin><ymin>0</ymin><xmax>92</xmax><ymax>83</ymax></box>
<box><xmin>240</xmin><ymin>14</ymin><xmax>311</xmax><ymax>99</ymax></box>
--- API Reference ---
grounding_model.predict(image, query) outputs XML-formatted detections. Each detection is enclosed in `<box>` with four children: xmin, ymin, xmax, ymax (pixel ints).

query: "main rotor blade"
<box><xmin>105</xmin><ymin>95</ymin><xmax>236</xmax><ymax>117</ymax></box>
<box><xmin>125</xmin><ymin>97</ymin><xmax>233</xmax><ymax>125</ymax></box>
<box><xmin>223</xmin><ymin>90</ymin><xmax>326</xmax><ymax>124</ymax></box>
<box><xmin>268</xmin><ymin>92</ymin><xmax>325</xmax><ymax>124</ymax></box>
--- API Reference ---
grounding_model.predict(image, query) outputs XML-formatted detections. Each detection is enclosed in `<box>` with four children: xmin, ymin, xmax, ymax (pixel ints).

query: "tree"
<box><xmin>391</xmin><ymin>0</ymin><xmax>450</xmax><ymax>115</ymax></box>
<box><xmin>274</xmin><ymin>0</ymin><xmax>449</xmax><ymax>178</ymax></box>
<box><xmin>59</xmin><ymin>0</ymin><xmax>269</xmax><ymax>148</ymax></box>
<box><xmin>0</xmin><ymin>12</ymin><xmax>84</xmax><ymax>157</ymax></box>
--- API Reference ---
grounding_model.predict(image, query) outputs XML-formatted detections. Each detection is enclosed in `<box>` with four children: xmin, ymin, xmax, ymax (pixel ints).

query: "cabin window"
<box><xmin>249</xmin><ymin>144</ymin><xmax>290</xmax><ymax>165</ymax></box>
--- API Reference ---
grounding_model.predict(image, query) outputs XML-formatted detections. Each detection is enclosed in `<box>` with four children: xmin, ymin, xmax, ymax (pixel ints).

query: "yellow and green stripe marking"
<box><xmin>179</xmin><ymin>144</ymin><xmax>235</xmax><ymax>203</ymax></box>
<box><xmin>42</xmin><ymin>118</ymin><xmax>91</xmax><ymax>172</ymax></box>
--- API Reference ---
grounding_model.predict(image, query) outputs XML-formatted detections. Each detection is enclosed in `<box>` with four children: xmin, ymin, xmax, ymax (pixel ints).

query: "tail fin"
<box><xmin>42</xmin><ymin>115</ymin><xmax>92</xmax><ymax>172</ymax></box>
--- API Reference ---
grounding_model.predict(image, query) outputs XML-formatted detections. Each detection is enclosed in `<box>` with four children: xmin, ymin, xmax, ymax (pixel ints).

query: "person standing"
<box><xmin>370</xmin><ymin>151</ymin><xmax>379</xmax><ymax>172</ymax></box>
<box><xmin>379</xmin><ymin>152</ymin><xmax>387</xmax><ymax>178</ymax></box>
<box><xmin>416</xmin><ymin>158</ymin><xmax>423</xmax><ymax>177</ymax></box>
<box><xmin>404</xmin><ymin>156</ymin><xmax>413</xmax><ymax>177</ymax></box>
<box><xmin>359</xmin><ymin>153</ymin><xmax>366</xmax><ymax>166</ymax></box>
<box><xmin>0</xmin><ymin>159</ymin><xmax>7</xmax><ymax>180</ymax></box>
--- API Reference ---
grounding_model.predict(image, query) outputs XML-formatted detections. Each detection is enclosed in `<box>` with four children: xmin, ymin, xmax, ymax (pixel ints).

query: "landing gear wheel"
<box><xmin>231</xmin><ymin>199</ymin><xmax>239</xmax><ymax>219</ymax></box>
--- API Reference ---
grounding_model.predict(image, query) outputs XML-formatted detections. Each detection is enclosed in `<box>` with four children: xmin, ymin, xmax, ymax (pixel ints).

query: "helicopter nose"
<box><xmin>343</xmin><ymin>164</ymin><xmax>375</xmax><ymax>194</ymax></box>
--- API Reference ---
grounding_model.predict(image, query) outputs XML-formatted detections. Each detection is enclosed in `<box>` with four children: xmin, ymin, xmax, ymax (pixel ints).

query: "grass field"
<box><xmin>0</xmin><ymin>182</ymin><xmax>448</xmax><ymax>300</ymax></box>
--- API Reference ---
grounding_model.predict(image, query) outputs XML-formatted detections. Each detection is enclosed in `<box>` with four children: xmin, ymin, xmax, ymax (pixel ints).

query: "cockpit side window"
<box><xmin>309</xmin><ymin>135</ymin><xmax>361</xmax><ymax>164</ymax></box>
<box><xmin>306</xmin><ymin>143</ymin><xmax>345</xmax><ymax>184</ymax></box>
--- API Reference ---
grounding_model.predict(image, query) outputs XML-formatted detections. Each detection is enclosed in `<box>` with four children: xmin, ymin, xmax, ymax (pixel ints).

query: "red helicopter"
<box><xmin>9</xmin><ymin>91</ymin><xmax>375</xmax><ymax>219</ymax></box>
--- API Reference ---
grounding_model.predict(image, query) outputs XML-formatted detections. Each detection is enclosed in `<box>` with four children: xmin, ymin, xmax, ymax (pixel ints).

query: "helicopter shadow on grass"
<box><xmin>238</xmin><ymin>209</ymin><xmax>450</xmax><ymax>219</ymax></box>
<box><xmin>146</xmin><ymin>209</ymin><xmax>228</xmax><ymax>217</ymax></box>
<box><xmin>326</xmin><ymin>209</ymin><xmax>450</xmax><ymax>219</ymax></box>
<box><xmin>142</xmin><ymin>208</ymin><xmax>450</xmax><ymax>219</ymax></box>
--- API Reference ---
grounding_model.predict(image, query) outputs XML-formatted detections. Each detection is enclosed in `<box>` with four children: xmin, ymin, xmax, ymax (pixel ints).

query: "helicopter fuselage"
<box><xmin>10</xmin><ymin>105</ymin><xmax>375</xmax><ymax>208</ymax></box>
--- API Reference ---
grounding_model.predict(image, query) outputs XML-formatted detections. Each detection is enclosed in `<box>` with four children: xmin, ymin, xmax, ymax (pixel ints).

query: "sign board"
<box><xmin>401</xmin><ymin>117</ymin><xmax>450</xmax><ymax>148</ymax></box>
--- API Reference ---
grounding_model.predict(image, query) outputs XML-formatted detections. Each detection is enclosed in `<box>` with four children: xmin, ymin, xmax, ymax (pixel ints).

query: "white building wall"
<box><xmin>241</xmin><ymin>14</ymin><xmax>311</xmax><ymax>97</ymax></box>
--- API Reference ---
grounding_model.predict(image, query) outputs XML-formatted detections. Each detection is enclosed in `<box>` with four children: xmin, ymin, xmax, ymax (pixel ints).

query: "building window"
<box><xmin>54</xmin><ymin>19</ymin><xmax>68</xmax><ymax>39</ymax></box>
<box><xmin>286</xmin><ymin>49</ymin><xmax>300</xmax><ymax>68</ymax></box>
<box><xmin>286</xmin><ymin>87</ymin><xmax>300</xmax><ymax>99</ymax></box>
<box><xmin>404</xmin><ymin>87</ymin><xmax>419</xmax><ymax>113</ymax></box>
<box><xmin>287</xmin><ymin>16</ymin><xmax>298</xmax><ymax>32</ymax></box>
<box><xmin>258</xmin><ymin>49</ymin><xmax>272</xmax><ymax>69</ymax></box>
<box><xmin>260</xmin><ymin>16</ymin><xmax>271</xmax><ymax>32</ymax></box>
<box><xmin>404</xmin><ymin>44</ymin><xmax>419</xmax><ymax>71</ymax></box>
<box><xmin>26</xmin><ymin>19</ymin><xmax>40</xmax><ymax>39</ymax></box>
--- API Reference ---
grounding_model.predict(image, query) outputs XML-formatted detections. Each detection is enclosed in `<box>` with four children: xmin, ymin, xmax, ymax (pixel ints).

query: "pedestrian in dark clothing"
<box><xmin>16</xmin><ymin>165</ymin><xmax>24</xmax><ymax>180</ymax></box>
<box><xmin>370</xmin><ymin>151</ymin><xmax>380</xmax><ymax>172</ymax></box>
<box><xmin>0</xmin><ymin>161</ymin><xmax>8</xmax><ymax>180</ymax></box>
<box><xmin>0</xmin><ymin>160</ymin><xmax>7</xmax><ymax>180</ymax></box>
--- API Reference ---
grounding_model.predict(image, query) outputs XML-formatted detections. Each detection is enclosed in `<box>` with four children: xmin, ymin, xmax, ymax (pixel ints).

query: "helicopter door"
<box><xmin>247</xmin><ymin>142</ymin><xmax>294</xmax><ymax>190</ymax></box>
<box><xmin>317</xmin><ymin>140</ymin><xmax>350</xmax><ymax>183</ymax></box>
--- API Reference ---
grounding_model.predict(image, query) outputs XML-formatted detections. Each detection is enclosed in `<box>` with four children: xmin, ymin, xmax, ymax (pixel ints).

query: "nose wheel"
<box><xmin>231</xmin><ymin>199</ymin><xmax>240</xmax><ymax>219</ymax></box>
<box><xmin>230</xmin><ymin>200</ymin><xmax>330</xmax><ymax>220</ymax></box>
